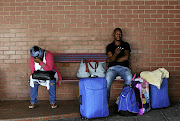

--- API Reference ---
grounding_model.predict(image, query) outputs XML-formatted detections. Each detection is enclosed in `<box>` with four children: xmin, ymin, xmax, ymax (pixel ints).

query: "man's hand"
<box><xmin>33</xmin><ymin>57</ymin><xmax>41</xmax><ymax>63</ymax></box>
<box><xmin>115</xmin><ymin>47</ymin><xmax>121</xmax><ymax>55</ymax></box>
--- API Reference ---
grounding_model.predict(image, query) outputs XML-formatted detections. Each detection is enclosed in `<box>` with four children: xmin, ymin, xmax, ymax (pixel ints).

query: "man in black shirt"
<box><xmin>106</xmin><ymin>28</ymin><xmax>132</xmax><ymax>102</ymax></box>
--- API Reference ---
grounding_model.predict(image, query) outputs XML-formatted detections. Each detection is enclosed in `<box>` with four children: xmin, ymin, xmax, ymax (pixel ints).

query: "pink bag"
<box><xmin>131</xmin><ymin>73</ymin><xmax>151</xmax><ymax>115</ymax></box>
<box><xmin>142</xmin><ymin>81</ymin><xmax>151</xmax><ymax>113</ymax></box>
<box><xmin>135</xmin><ymin>83</ymin><xmax>143</xmax><ymax>115</ymax></box>
<box><xmin>131</xmin><ymin>74</ymin><xmax>144</xmax><ymax>115</ymax></box>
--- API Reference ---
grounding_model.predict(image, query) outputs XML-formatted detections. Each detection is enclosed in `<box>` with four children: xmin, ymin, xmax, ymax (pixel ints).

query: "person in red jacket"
<box><xmin>29</xmin><ymin>46</ymin><xmax>62</xmax><ymax>109</ymax></box>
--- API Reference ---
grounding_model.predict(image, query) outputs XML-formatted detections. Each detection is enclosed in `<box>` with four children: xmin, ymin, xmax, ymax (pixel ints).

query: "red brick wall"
<box><xmin>0</xmin><ymin>0</ymin><xmax>179</xmax><ymax>102</ymax></box>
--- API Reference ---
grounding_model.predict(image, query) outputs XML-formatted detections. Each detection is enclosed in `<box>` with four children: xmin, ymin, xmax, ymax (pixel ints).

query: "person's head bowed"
<box><xmin>30</xmin><ymin>46</ymin><xmax>44</xmax><ymax>58</ymax></box>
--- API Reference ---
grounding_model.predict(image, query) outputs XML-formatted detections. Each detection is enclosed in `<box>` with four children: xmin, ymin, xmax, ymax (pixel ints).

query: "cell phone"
<box><xmin>118</xmin><ymin>46</ymin><xmax>124</xmax><ymax>50</ymax></box>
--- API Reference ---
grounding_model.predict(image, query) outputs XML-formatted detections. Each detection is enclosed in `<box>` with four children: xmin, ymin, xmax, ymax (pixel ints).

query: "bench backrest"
<box><xmin>54</xmin><ymin>53</ymin><xmax>107</xmax><ymax>63</ymax></box>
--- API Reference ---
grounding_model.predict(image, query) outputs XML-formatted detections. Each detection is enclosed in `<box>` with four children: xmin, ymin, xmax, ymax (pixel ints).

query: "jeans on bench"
<box><xmin>30</xmin><ymin>79</ymin><xmax>56</xmax><ymax>104</ymax></box>
<box><xmin>105</xmin><ymin>65</ymin><xmax>132</xmax><ymax>102</ymax></box>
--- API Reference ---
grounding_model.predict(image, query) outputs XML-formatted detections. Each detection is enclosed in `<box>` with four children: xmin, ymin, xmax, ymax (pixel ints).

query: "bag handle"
<box><xmin>83</xmin><ymin>59</ymin><xmax>90</xmax><ymax>73</ymax></box>
<box><xmin>131</xmin><ymin>73</ymin><xmax>136</xmax><ymax>81</ymax></box>
<box><xmin>79</xmin><ymin>95</ymin><xmax>82</xmax><ymax>105</ymax></box>
<box><xmin>136</xmin><ymin>77</ymin><xmax>145</xmax><ymax>83</ymax></box>
<box><xmin>131</xmin><ymin>73</ymin><xmax>145</xmax><ymax>83</ymax></box>
<box><xmin>88</xmin><ymin>61</ymin><xmax>98</xmax><ymax>72</ymax></box>
<box><xmin>84</xmin><ymin>59</ymin><xmax>99</xmax><ymax>72</ymax></box>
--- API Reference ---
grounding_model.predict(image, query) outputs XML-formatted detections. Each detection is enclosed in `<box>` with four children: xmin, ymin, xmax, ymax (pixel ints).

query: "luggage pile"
<box><xmin>117</xmin><ymin>74</ymin><xmax>152</xmax><ymax>116</ymax></box>
<box><xmin>140</xmin><ymin>68</ymin><xmax>170</xmax><ymax>109</ymax></box>
<box><xmin>78</xmin><ymin>68</ymin><xmax>170</xmax><ymax>119</ymax></box>
<box><xmin>117</xmin><ymin>68</ymin><xmax>170</xmax><ymax>116</ymax></box>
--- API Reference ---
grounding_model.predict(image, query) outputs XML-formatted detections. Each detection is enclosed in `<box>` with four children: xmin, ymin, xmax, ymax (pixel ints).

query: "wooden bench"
<box><xmin>54</xmin><ymin>53</ymin><xmax>124</xmax><ymax>100</ymax></box>
<box><xmin>54</xmin><ymin>53</ymin><xmax>108</xmax><ymax>83</ymax></box>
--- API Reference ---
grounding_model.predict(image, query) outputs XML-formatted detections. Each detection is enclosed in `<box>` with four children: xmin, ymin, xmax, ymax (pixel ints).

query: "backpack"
<box><xmin>118</xmin><ymin>86</ymin><xmax>139</xmax><ymax>116</ymax></box>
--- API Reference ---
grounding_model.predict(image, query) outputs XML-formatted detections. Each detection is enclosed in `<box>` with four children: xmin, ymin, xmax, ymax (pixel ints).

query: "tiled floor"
<box><xmin>1</xmin><ymin>100</ymin><xmax>180</xmax><ymax>121</ymax></box>
<box><xmin>50</xmin><ymin>103</ymin><xmax>180</xmax><ymax>121</ymax></box>
<box><xmin>0</xmin><ymin>100</ymin><xmax>81</xmax><ymax>121</ymax></box>
<box><xmin>0</xmin><ymin>100</ymin><xmax>117</xmax><ymax>121</ymax></box>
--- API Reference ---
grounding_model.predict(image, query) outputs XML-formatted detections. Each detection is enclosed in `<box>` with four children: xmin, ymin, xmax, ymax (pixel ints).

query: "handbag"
<box><xmin>88</xmin><ymin>60</ymin><xmax>106</xmax><ymax>77</ymax></box>
<box><xmin>32</xmin><ymin>70</ymin><xmax>56</xmax><ymax>80</ymax></box>
<box><xmin>77</xmin><ymin>59</ymin><xmax>106</xmax><ymax>78</ymax></box>
<box><xmin>77</xmin><ymin>59</ymin><xmax>90</xmax><ymax>78</ymax></box>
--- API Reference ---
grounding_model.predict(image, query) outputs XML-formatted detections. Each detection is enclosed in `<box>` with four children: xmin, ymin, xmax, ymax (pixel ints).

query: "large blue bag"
<box><xmin>79</xmin><ymin>78</ymin><xmax>109</xmax><ymax>119</ymax></box>
<box><xmin>150</xmin><ymin>78</ymin><xmax>170</xmax><ymax>109</ymax></box>
<box><xmin>118</xmin><ymin>86</ymin><xmax>139</xmax><ymax>116</ymax></box>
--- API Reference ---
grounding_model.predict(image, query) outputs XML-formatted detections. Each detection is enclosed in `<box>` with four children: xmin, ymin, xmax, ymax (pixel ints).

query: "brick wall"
<box><xmin>0</xmin><ymin>0</ymin><xmax>179</xmax><ymax>102</ymax></box>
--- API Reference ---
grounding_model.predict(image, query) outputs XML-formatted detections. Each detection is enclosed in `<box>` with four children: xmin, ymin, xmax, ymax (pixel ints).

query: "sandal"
<box><xmin>28</xmin><ymin>103</ymin><xmax>36</xmax><ymax>109</ymax></box>
<box><xmin>51</xmin><ymin>103</ymin><xmax>57</xmax><ymax>109</ymax></box>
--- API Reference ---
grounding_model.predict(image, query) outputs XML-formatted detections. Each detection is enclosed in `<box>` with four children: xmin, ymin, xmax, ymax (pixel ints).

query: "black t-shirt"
<box><xmin>106</xmin><ymin>40</ymin><xmax>131</xmax><ymax>68</ymax></box>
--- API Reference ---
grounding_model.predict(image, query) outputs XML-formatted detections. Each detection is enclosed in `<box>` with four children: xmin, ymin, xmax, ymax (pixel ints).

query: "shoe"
<box><xmin>51</xmin><ymin>103</ymin><xmax>57</xmax><ymax>109</ymax></box>
<box><xmin>29</xmin><ymin>103</ymin><xmax>36</xmax><ymax>109</ymax></box>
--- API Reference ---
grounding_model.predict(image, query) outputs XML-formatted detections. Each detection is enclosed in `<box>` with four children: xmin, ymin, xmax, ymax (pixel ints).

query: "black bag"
<box><xmin>32</xmin><ymin>70</ymin><xmax>55</xmax><ymax>80</ymax></box>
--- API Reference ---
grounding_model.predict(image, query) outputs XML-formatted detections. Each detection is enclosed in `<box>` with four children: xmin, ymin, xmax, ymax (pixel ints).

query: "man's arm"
<box><xmin>116</xmin><ymin>50</ymin><xmax>130</xmax><ymax>62</ymax></box>
<box><xmin>106</xmin><ymin>47</ymin><xmax>121</xmax><ymax>62</ymax></box>
<box><xmin>107</xmin><ymin>51</ymin><xmax>115</xmax><ymax>63</ymax></box>
<box><xmin>107</xmin><ymin>49</ymin><xmax>130</xmax><ymax>63</ymax></box>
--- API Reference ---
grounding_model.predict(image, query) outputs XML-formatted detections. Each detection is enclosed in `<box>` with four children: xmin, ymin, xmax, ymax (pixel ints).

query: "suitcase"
<box><xmin>150</xmin><ymin>78</ymin><xmax>170</xmax><ymax>109</ymax></box>
<box><xmin>79</xmin><ymin>77</ymin><xmax>109</xmax><ymax>119</ymax></box>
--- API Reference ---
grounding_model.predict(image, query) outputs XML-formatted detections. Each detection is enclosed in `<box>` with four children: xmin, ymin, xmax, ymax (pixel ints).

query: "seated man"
<box><xmin>29</xmin><ymin>46</ymin><xmax>62</xmax><ymax>109</ymax></box>
<box><xmin>105</xmin><ymin>28</ymin><xmax>132</xmax><ymax>103</ymax></box>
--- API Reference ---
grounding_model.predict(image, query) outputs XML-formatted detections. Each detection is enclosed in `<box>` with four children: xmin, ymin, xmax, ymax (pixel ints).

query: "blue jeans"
<box><xmin>30</xmin><ymin>79</ymin><xmax>56</xmax><ymax>104</ymax></box>
<box><xmin>105</xmin><ymin>65</ymin><xmax>132</xmax><ymax>102</ymax></box>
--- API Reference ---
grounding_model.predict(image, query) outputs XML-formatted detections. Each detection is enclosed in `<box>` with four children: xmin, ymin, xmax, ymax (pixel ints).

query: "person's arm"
<box><xmin>39</xmin><ymin>51</ymin><xmax>54</xmax><ymax>71</ymax></box>
<box><xmin>30</xmin><ymin>56</ymin><xmax>35</xmax><ymax>73</ymax></box>
<box><xmin>116</xmin><ymin>50</ymin><xmax>130</xmax><ymax>62</ymax></box>
<box><xmin>107</xmin><ymin>49</ymin><xmax>130</xmax><ymax>63</ymax></box>
<box><xmin>106</xmin><ymin>47</ymin><xmax>121</xmax><ymax>62</ymax></box>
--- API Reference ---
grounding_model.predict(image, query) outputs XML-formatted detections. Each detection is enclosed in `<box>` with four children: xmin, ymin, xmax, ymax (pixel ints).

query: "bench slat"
<box><xmin>54</xmin><ymin>53</ymin><xmax>107</xmax><ymax>62</ymax></box>
<box><xmin>61</xmin><ymin>77</ymin><xmax>123</xmax><ymax>84</ymax></box>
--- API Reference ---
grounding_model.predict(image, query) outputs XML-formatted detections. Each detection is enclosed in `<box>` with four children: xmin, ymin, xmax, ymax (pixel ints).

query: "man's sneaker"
<box><xmin>28</xmin><ymin>103</ymin><xmax>36</xmax><ymax>109</ymax></box>
<box><xmin>51</xmin><ymin>103</ymin><xmax>57</xmax><ymax>109</ymax></box>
